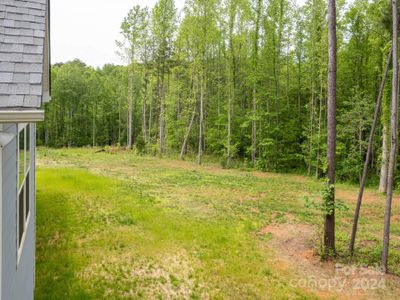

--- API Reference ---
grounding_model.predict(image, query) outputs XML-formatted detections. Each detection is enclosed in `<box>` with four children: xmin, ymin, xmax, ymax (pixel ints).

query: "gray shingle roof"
<box><xmin>0</xmin><ymin>0</ymin><xmax>48</xmax><ymax>108</ymax></box>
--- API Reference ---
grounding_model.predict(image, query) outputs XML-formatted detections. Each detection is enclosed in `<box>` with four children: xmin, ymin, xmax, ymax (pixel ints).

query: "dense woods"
<box><xmin>38</xmin><ymin>0</ymin><xmax>395</xmax><ymax>184</ymax></box>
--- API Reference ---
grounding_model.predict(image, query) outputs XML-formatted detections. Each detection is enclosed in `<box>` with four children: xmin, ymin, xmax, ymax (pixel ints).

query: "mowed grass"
<box><xmin>35</xmin><ymin>148</ymin><xmax>400</xmax><ymax>299</ymax></box>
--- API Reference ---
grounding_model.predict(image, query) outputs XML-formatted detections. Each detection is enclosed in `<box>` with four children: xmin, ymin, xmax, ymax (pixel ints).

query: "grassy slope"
<box><xmin>35</xmin><ymin>148</ymin><xmax>400</xmax><ymax>299</ymax></box>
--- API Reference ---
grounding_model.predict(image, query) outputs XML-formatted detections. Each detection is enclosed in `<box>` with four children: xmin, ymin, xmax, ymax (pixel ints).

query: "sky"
<box><xmin>51</xmin><ymin>0</ymin><xmax>185</xmax><ymax>67</ymax></box>
<box><xmin>51</xmin><ymin>0</ymin><xmax>305</xmax><ymax>68</ymax></box>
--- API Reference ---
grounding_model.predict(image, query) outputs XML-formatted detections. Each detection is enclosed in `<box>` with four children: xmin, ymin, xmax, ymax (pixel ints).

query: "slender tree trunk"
<box><xmin>252</xmin><ymin>83</ymin><xmax>257</xmax><ymax>166</ymax></box>
<box><xmin>180</xmin><ymin>101</ymin><xmax>197</xmax><ymax>160</ymax></box>
<box><xmin>217</xmin><ymin>83</ymin><xmax>221</xmax><ymax>116</ymax></box>
<box><xmin>198</xmin><ymin>72</ymin><xmax>204</xmax><ymax>164</ymax></box>
<box><xmin>128</xmin><ymin>72</ymin><xmax>133</xmax><ymax>149</ymax></box>
<box><xmin>316</xmin><ymin>92</ymin><xmax>322</xmax><ymax>179</ymax></box>
<box><xmin>325</xmin><ymin>0</ymin><xmax>337</xmax><ymax>253</ymax></box>
<box><xmin>159</xmin><ymin>66</ymin><xmax>165</xmax><ymax>155</ymax></box>
<box><xmin>92</xmin><ymin>101</ymin><xmax>96</xmax><ymax>147</ymax></box>
<box><xmin>177</xmin><ymin>93</ymin><xmax>181</xmax><ymax>120</ymax></box>
<box><xmin>297</xmin><ymin>50</ymin><xmax>302</xmax><ymax>118</ymax></box>
<box><xmin>382</xmin><ymin>0</ymin><xmax>398</xmax><ymax>273</ymax></box>
<box><xmin>379</xmin><ymin>124</ymin><xmax>389</xmax><ymax>193</ymax></box>
<box><xmin>149</xmin><ymin>85</ymin><xmax>153</xmax><ymax>146</ymax></box>
<box><xmin>227</xmin><ymin>1</ymin><xmax>236</xmax><ymax>168</ymax></box>
<box><xmin>143</xmin><ymin>77</ymin><xmax>147</xmax><ymax>148</ymax></box>
<box><xmin>252</xmin><ymin>0</ymin><xmax>262</xmax><ymax>167</ymax></box>
<box><xmin>126</xmin><ymin>110</ymin><xmax>129</xmax><ymax>146</ymax></box>
<box><xmin>286</xmin><ymin>45</ymin><xmax>290</xmax><ymax>109</ymax></box>
<box><xmin>275</xmin><ymin>0</ymin><xmax>283</xmax><ymax>99</ymax></box>
<box><xmin>227</xmin><ymin>82</ymin><xmax>232</xmax><ymax>167</ymax></box>
<box><xmin>308</xmin><ymin>88</ymin><xmax>314</xmax><ymax>175</ymax></box>
<box><xmin>133</xmin><ymin>79</ymin><xmax>137</xmax><ymax>145</ymax></box>
<box><xmin>349</xmin><ymin>47</ymin><xmax>392</xmax><ymax>255</ymax></box>
<box><xmin>380</xmin><ymin>62</ymin><xmax>391</xmax><ymax>194</ymax></box>
<box><xmin>316</xmin><ymin>63</ymin><xmax>324</xmax><ymax>178</ymax></box>
<box><xmin>68</xmin><ymin>108</ymin><xmax>72</xmax><ymax>147</ymax></box>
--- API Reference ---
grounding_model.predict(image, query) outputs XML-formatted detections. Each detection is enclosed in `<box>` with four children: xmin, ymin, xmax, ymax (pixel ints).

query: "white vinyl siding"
<box><xmin>1</xmin><ymin>124</ymin><xmax>35</xmax><ymax>300</ymax></box>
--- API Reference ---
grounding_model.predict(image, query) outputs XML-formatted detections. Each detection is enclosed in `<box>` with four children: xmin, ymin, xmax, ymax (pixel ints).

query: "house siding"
<box><xmin>1</xmin><ymin>123</ymin><xmax>35</xmax><ymax>300</ymax></box>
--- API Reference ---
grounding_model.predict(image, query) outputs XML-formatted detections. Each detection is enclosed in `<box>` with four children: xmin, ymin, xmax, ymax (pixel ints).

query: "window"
<box><xmin>18</xmin><ymin>124</ymin><xmax>31</xmax><ymax>250</ymax></box>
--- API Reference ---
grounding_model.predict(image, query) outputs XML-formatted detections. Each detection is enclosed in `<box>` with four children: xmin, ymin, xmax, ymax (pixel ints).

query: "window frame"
<box><xmin>17</xmin><ymin>123</ymin><xmax>31</xmax><ymax>263</ymax></box>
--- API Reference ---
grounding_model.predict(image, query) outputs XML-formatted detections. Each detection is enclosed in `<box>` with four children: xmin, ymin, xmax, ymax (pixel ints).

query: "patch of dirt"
<box><xmin>336</xmin><ymin>189</ymin><xmax>400</xmax><ymax>206</ymax></box>
<box><xmin>259</xmin><ymin>223</ymin><xmax>400</xmax><ymax>299</ymax></box>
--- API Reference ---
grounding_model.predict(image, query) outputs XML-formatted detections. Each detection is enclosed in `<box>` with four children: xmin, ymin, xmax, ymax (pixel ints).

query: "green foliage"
<box><xmin>304</xmin><ymin>181</ymin><xmax>349</xmax><ymax>216</ymax></box>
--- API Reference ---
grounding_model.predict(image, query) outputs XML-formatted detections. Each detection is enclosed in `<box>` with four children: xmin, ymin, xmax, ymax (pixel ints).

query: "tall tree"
<box><xmin>349</xmin><ymin>47</ymin><xmax>392</xmax><ymax>255</ymax></box>
<box><xmin>251</xmin><ymin>0</ymin><xmax>263</xmax><ymax>166</ymax></box>
<box><xmin>325</xmin><ymin>0</ymin><xmax>337</xmax><ymax>253</ymax></box>
<box><xmin>152</xmin><ymin>0</ymin><xmax>177</xmax><ymax>155</ymax></box>
<box><xmin>140</xmin><ymin>8</ymin><xmax>152</xmax><ymax>150</ymax></box>
<box><xmin>381</xmin><ymin>0</ymin><xmax>398</xmax><ymax>273</ymax></box>
<box><xmin>118</xmin><ymin>5</ymin><xmax>148</xmax><ymax>148</ymax></box>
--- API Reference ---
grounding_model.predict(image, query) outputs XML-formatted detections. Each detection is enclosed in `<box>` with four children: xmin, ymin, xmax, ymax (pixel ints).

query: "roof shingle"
<box><xmin>0</xmin><ymin>0</ymin><xmax>48</xmax><ymax>108</ymax></box>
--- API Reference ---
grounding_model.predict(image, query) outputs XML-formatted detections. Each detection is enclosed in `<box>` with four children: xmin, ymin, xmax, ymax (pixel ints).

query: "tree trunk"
<box><xmin>252</xmin><ymin>0</ymin><xmax>262</xmax><ymax>167</ymax></box>
<box><xmin>180</xmin><ymin>101</ymin><xmax>197</xmax><ymax>160</ymax></box>
<box><xmin>149</xmin><ymin>85</ymin><xmax>153</xmax><ymax>146</ymax></box>
<box><xmin>128</xmin><ymin>72</ymin><xmax>133</xmax><ymax>149</ymax></box>
<box><xmin>68</xmin><ymin>107</ymin><xmax>72</xmax><ymax>147</ymax></box>
<box><xmin>286</xmin><ymin>44</ymin><xmax>290</xmax><ymax>109</ymax></box>
<box><xmin>159</xmin><ymin>66</ymin><xmax>165</xmax><ymax>155</ymax></box>
<box><xmin>92</xmin><ymin>101</ymin><xmax>96</xmax><ymax>147</ymax></box>
<box><xmin>143</xmin><ymin>78</ymin><xmax>147</xmax><ymax>148</ymax></box>
<box><xmin>316</xmin><ymin>65</ymin><xmax>324</xmax><ymax>179</ymax></box>
<box><xmin>252</xmin><ymin>83</ymin><xmax>257</xmax><ymax>166</ymax></box>
<box><xmin>316</xmin><ymin>93</ymin><xmax>322</xmax><ymax>179</ymax></box>
<box><xmin>379</xmin><ymin>124</ymin><xmax>389</xmax><ymax>193</ymax></box>
<box><xmin>297</xmin><ymin>49</ymin><xmax>302</xmax><ymax>118</ymax></box>
<box><xmin>349</xmin><ymin>47</ymin><xmax>392</xmax><ymax>255</ymax></box>
<box><xmin>308</xmin><ymin>87</ymin><xmax>314</xmax><ymax>175</ymax></box>
<box><xmin>381</xmin><ymin>0</ymin><xmax>398</xmax><ymax>273</ymax></box>
<box><xmin>325</xmin><ymin>0</ymin><xmax>337</xmax><ymax>253</ymax></box>
<box><xmin>227</xmin><ymin>82</ymin><xmax>232</xmax><ymax>167</ymax></box>
<box><xmin>198</xmin><ymin>72</ymin><xmax>204</xmax><ymax>164</ymax></box>
<box><xmin>118</xmin><ymin>97</ymin><xmax>121</xmax><ymax>144</ymax></box>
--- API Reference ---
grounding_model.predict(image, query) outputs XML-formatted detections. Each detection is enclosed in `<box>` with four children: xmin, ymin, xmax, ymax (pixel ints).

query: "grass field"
<box><xmin>35</xmin><ymin>148</ymin><xmax>400</xmax><ymax>299</ymax></box>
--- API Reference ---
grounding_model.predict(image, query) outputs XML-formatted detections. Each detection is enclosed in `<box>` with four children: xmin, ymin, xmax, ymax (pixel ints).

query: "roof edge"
<box><xmin>0</xmin><ymin>110</ymin><xmax>44</xmax><ymax>123</ymax></box>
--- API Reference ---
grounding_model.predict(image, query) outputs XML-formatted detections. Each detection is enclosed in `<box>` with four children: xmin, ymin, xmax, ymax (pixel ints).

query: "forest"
<box><xmin>39</xmin><ymin>0</ymin><xmax>397</xmax><ymax>183</ymax></box>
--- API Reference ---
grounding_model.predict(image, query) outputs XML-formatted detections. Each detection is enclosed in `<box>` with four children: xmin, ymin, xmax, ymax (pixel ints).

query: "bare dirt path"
<box><xmin>260</xmin><ymin>223</ymin><xmax>400</xmax><ymax>299</ymax></box>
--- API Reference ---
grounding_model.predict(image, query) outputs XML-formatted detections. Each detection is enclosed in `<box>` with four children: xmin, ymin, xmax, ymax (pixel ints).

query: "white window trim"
<box><xmin>17</xmin><ymin>124</ymin><xmax>31</xmax><ymax>265</ymax></box>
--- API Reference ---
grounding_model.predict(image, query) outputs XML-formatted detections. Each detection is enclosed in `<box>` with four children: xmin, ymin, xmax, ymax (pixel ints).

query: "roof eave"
<box><xmin>0</xmin><ymin>110</ymin><xmax>44</xmax><ymax>123</ymax></box>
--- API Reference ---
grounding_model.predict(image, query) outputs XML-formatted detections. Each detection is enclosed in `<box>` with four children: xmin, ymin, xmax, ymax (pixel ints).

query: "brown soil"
<box><xmin>259</xmin><ymin>223</ymin><xmax>400</xmax><ymax>300</ymax></box>
<box><xmin>336</xmin><ymin>188</ymin><xmax>400</xmax><ymax>207</ymax></box>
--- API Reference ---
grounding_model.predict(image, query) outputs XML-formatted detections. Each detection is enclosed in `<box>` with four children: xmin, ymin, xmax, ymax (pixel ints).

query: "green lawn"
<box><xmin>35</xmin><ymin>148</ymin><xmax>400</xmax><ymax>299</ymax></box>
